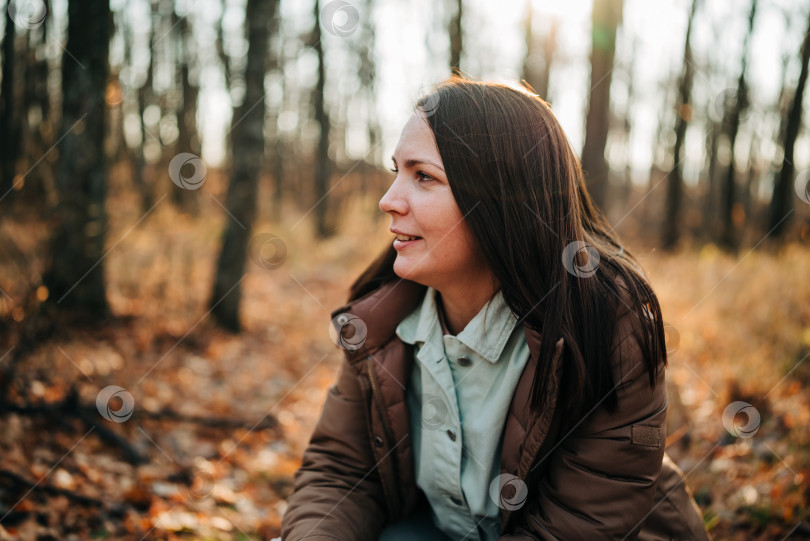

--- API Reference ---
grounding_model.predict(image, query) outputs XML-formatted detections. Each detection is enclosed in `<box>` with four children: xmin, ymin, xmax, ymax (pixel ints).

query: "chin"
<box><xmin>393</xmin><ymin>259</ymin><xmax>420</xmax><ymax>283</ymax></box>
<box><xmin>394</xmin><ymin>262</ymin><xmax>436</xmax><ymax>289</ymax></box>
<box><xmin>392</xmin><ymin>260</ymin><xmax>411</xmax><ymax>280</ymax></box>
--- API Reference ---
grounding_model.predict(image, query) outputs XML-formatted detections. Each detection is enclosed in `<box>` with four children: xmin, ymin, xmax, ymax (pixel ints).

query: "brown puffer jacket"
<box><xmin>281</xmin><ymin>278</ymin><xmax>712</xmax><ymax>540</ymax></box>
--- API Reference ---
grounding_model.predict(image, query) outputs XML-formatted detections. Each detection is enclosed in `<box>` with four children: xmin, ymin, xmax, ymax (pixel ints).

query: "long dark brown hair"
<box><xmin>348</xmin><ymin>77</ymin><xmax>667</xmax><ymax>420</ymax></box>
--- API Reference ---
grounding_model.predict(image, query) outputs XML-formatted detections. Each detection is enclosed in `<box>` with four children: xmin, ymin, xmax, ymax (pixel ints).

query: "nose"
<box><xmin>379</xmin><ymin>176</ymin><xmax>407</xmax><ymax>215</ymax></box>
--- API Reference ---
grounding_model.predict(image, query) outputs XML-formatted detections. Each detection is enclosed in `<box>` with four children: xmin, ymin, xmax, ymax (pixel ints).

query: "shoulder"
<box><xmin>604</xmin><ymin>266</ymin><xmax>665</xmax><ymax>394</ymax></box>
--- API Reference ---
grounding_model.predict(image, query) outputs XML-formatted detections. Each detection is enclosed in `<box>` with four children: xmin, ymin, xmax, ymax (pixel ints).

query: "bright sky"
<box><xmin>364</xmin><ymin>0</ymin><xmax>807</xmax><ymax>186</ymax></box>
<box><xmin>35</xmin><ymin>0</ymin><xmax>810</xmax><ymax>184</ymax></box>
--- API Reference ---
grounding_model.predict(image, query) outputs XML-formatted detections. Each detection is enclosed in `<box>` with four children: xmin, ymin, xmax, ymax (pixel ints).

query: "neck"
<box><xmin>436</xmin><ymin>279</ymin><xmax>498</xmax><ymax>335</ymax></box>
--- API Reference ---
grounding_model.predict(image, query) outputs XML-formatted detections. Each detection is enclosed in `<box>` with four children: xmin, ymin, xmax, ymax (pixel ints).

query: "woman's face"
<box><xmin>379</xmin><ymin>113</ymin><xmax>490</xmax><ymax>291</ymax></box>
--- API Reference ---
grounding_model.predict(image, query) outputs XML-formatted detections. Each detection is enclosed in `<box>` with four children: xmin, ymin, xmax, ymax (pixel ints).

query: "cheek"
<box><xmin>416</xmin><ymin>189</ymin><xmax>463</xmax><ymax>236</ymax></box>
<box><xmin>431</xmin><ymin>218</ymin><xmax>479</xmax><ymax>266</ymax></box>
<box><xmin>412</xmin><ymin>190</ymin><xmax>481</xmax><ymax>266</ymax></box>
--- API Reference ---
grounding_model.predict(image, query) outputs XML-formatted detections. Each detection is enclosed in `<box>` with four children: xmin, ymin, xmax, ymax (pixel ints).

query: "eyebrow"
<box><xmin>391</xmin><ymin>156</ymin><xmax>445</xmax><ymax>172</ymax></box>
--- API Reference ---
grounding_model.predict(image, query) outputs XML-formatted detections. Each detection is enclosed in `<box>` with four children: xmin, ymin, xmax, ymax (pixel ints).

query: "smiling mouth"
<box><xmin>394</xmin><ymin>234</ymin><xmax>422</xmax><ymax>241</ymax></box>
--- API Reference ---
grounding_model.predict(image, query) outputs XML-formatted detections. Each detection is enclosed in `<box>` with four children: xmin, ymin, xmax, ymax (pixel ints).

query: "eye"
<box><xmin>389</xmin><ymin>168</ymin><xmax>398</xmax><ymax>174</ymax></box>
<box><xmin>416</xmin><ymin>171</ymin><xmax>434</xmax><ymax>183</ymax></box>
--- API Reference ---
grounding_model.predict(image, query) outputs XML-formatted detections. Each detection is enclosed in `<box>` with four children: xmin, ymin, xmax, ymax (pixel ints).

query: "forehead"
<box><xmin>393</xmin><ymin>113</ymin><xmax>439</xmax><ymax>159</ymax></box>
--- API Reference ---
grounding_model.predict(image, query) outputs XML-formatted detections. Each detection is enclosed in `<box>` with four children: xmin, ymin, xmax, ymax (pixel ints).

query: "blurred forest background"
<box><xmin>1</xmin><ymin>0</ymin><xmax>809</xmax><ymax>538</ymax></box>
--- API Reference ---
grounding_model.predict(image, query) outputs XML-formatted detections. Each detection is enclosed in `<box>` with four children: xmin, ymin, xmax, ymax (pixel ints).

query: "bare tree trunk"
<box><xmin>171</xmin><ymin>9</ymin><xmax>201</xmax><ymax>215</ymax></box>
<box><xmin>719</xmin><ymin>0</ymin><xmax>756</xmax><ymax>252</ymax></box>
<box><xmin>521</xmin><ymin>1</ymin><xmax>537</xmax><ymax>92</ymax></box>
<box><xmin>0</xmin><ymin>7</ymin><xmax>20</xmax><ymax>202</ymax></box>
<box><xmin>449</xmin><ymin>0</ymin><xmax>463</xmax><ymax>76</ymax></box>
<box><xmin>266</xmin><ymin>9</ymin><xmax>285</xmax><ymax>221</ymax></box>
<box><xmin>662</xmin><ymin>0</ymin><xmax>699</xmax><ymax>250</ymax></box>
<box><xmin>581</xmin><ymin>0</ymin><xmax>623</xmax><ymax>213</ymax></box>
<box><xmin>312</xmin><ymin>0</ymin><xmax>333</xmax><ymax>238</ymax></box>
<box><xmin>742</xmin><ymin>134</ymin><xmax>760</xmax><ymax>228</ymax></box>
<box><xmin>521</xmin><ymin>1</ymin><xmax>557</xmax><ymax>101</ymax></box>
<box><xmin>768</xmin><ymin>9</ymin><xmax>810</xmax><ymax>238</ymax></box>
<box><xmin>215</xmin><ymin>0</ymin><xmax>232</xmax><ymax>168</ymax></box>
<box><xmin>36</xmin><ymin>1</ymin><xmax>57</xmax><ymax>209</ymax></box>
<box><xmin>539</xmin><ymin>20</ymin><xmax>558</xmax><ymax>101</ymax></box>
<box><xmin>132</xmin><ymin>3</ymin><xmax>157</xmax><ymax>214</ymax></box>
<box><xmin>699</xmin><ymin>114</ymin><xmax>720</xmax><ymax>241</ymax></box>
<box><xmin>618</xmin><ymin>36</ymin><xmax>636</xmax><ymax>206</ymax></box>
<box><xmin>358</xmin><ymin>0</ymin><xmax>381</xmax><ymax>211</ymax></box>
<box><xmin>272</xmin><ymin>135</ymin><xmax>285</xmax><ymax>220</ymax></box>
<box><xmin>20</xmin><ymin>9</ymin><xmax>57</xmax><ymax>207</ymax></box>
<box><xmin>210</xmin><ymin>0</ymin><xmax>276</xmax><ymax>331</ymax></box>
<box><xmin>42</xmin><ymin>0</ymin><xmax>111</xmax><ymax>317</ymax></box>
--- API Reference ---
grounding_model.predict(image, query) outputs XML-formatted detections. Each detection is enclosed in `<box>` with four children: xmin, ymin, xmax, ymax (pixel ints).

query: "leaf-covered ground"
<box><xmin>0</xmin><ymin>196</ymin><xmax>808</xmax><ymax>540</ymax></box>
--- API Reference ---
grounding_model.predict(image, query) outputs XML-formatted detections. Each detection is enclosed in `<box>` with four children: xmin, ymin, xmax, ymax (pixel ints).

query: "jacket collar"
<box><xmin>330</xmin><ymin>279</ymin><xmax>427</xmax><ymax>364</ymax></box>
<box><xmin>396</xmin><ymin>286</ymin><xmax>522</xmax><ymax>363</ymax></box>
<box><xmin>331</xmin><ymin>278</ymin><xmax>553</xmax><ymax>376</ymax></box>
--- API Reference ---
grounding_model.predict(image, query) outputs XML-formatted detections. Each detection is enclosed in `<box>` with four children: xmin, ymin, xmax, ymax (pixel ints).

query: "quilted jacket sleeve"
<box><xmin>280</xmin><ymin>355</ymin><xmax>388</xmax><ymax>541</ymax></box>
<box><xmin>500</xmin><ymin>301</ymin><xmax>668</xmax><ymax>540</ymax></box>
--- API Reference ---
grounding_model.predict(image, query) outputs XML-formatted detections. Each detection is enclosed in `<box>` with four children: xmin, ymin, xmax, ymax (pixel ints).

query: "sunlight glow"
<box><xmin>531</xmin><ymin>0</ymin><xmax>593</xmax><ymax>24</ymax></box>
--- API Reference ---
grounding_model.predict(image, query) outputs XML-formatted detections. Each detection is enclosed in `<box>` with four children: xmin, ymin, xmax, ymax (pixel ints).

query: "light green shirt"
<box><xmin>395</xmin><ymin>286</ymin><xmax>530</xmax><ymax>541</ymax></box>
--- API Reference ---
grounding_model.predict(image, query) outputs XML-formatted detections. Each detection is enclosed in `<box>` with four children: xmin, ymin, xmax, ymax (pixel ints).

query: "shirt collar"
<box><xmin>395</xmin><ymin>287</ymin><xmax>519</xmax><ymax>363</ymax></box>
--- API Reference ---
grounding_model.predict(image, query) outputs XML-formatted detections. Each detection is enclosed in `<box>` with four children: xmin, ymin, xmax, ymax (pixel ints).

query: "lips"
<box><xmin>391</xmin><ymin>229</ymin><xmax>423</xmax><ymax>250</ymax></box>
<box><xmin>390</xmin><ymin>228</ymin><xmax>422</xmax><ymax>241</ymax></box>
<box><xmin>394</xmin><ymin>234</ymin><xmax>422</xmax><ymax>241</ymax></box>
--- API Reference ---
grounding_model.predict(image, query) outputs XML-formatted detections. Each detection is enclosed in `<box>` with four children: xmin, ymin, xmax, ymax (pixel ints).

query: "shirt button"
<box><xmin>373</xmin><ymin>435</ymin><xmax>384</xmax><ymax>447</ymax></box>
<box><xmin>446</xmin><ymin>429</ymin><xmax>456</xmax><ymax>441</ymax></box>
<box><xmin>457</xmin><ymin>355</ymin><xmax>471</xmax><ymax>367</ymax></box>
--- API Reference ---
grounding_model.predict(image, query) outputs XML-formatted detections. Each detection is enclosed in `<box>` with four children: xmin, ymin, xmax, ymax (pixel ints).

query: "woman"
<box><xmin>280</xmin><ymin>77</ymin><xmax>711</xmax><ymax>540</ymax></box>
